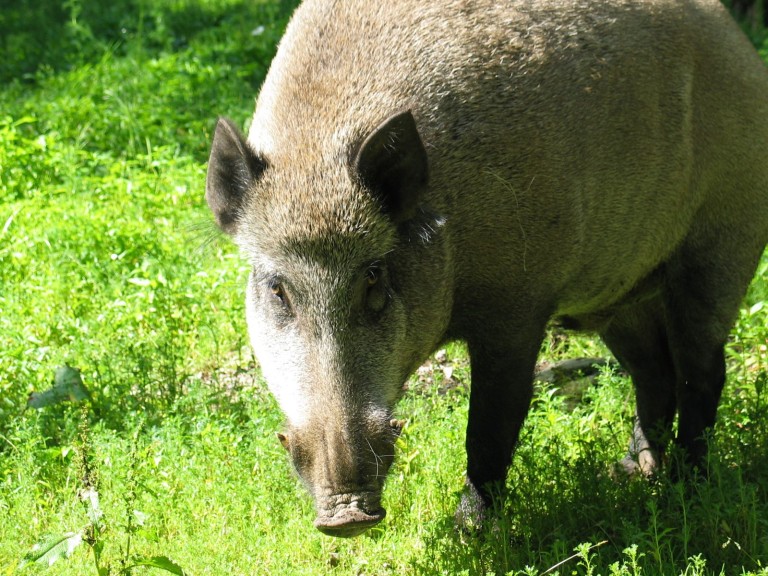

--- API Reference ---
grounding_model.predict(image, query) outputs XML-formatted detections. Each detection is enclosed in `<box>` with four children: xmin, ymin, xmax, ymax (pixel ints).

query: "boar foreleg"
<box><xmin>458</xmin><ymin>323</ymin><xmax>545</xmax><ymax>528</ymax></box>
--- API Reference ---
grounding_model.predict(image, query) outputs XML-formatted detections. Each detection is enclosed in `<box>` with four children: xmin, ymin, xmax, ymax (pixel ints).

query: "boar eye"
<box><xmin>364</xmin><ymin>265</ymin><xmax>387</xmax><ymax>313</ymax></box>
<box><xmin>269</xmin><ymin>280</ymin><xmax>287</xmax><ymax>305</ymax></box>
<box><xmin>366</xmin><ymin>266</ymin><xmax>381</xmax><ymax>287</ymax></box>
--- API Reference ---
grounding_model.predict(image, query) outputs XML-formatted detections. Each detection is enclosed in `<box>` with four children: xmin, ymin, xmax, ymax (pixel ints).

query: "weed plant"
<box><xmin>1</xmin><ymin>1</ymin><xmax>767</xmax><ymax>574</ymax></box>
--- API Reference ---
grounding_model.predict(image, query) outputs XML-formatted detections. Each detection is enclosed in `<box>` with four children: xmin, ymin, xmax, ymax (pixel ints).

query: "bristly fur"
<box><xmin>206</xmin><ymin>0</ymin><xmax>768</xmax><ymax>537</ymax></box>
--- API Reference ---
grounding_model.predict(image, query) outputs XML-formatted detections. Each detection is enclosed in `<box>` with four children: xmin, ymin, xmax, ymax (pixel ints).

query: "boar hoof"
<box><xmin>314</xmin><ymin>507</ymin><xmax>386</xmax><ymax>538</ymax></box>
<box><xmin>613</xmin><ymin>449</ymin><xmax>661</xmax><ymax>479</ymax></box>
<box><xmin>454</xmin><ymin>482</ymin><xmax>487</xmax><ymax>533</ymax></box>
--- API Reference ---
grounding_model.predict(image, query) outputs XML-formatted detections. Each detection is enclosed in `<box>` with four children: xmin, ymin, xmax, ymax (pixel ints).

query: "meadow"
<box><xmin>1</xmin><ymin>0</ymin><xmax>767</xmax><ymax>574</ymax></box>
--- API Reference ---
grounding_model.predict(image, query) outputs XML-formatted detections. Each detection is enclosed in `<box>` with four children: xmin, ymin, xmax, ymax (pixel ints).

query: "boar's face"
<box><xmin>206</xmin><ymin>112</ymin><xmax>451</xmax><ymax>536</ymax></box>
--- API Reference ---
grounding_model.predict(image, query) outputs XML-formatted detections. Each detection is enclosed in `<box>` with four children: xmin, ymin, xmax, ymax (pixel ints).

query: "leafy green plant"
<box><xmin>19</xmin><ymin>403</ymin><xmax>185</xmax><ymax>575</ymax></box>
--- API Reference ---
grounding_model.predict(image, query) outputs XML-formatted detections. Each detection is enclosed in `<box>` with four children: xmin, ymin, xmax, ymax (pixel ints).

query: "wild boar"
<box><xmin>206</xmin><ymin>0</ymin><xmax>768</xmax><ymax>537</ymax></box>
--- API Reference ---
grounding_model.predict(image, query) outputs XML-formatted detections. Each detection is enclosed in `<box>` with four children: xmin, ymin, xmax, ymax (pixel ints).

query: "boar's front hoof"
<box><xmin>614</xmin><ymin>451</ymin><xmax>660</xmax><ymax>479</ymax></box>
<box><xmin>454</xmin><ymin>481</ymin><xmax>488</xmax><ymax>533</ymax></box>
<box><xmin>314</xmin><ymin>507</ymin><xmax>386</xmax><ymax>537</ymax></box>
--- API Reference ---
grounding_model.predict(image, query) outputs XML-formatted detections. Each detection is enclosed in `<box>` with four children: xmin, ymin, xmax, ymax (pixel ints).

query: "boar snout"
<box><xmin>313</xmin><ymin>491</ymin><xmax>386</xmax><ymax>537</ymax></box>
<box><xmin>282</xmin><ymin>414</ymin><xmax>400</xmax><ymax>536</ymax></box>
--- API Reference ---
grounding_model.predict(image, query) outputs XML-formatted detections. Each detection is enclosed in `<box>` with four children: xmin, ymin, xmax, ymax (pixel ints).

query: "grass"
<box><xmin>1</xmin><ymin>1</ymin><xmax>767</xmax><ymax>574</ymax></box>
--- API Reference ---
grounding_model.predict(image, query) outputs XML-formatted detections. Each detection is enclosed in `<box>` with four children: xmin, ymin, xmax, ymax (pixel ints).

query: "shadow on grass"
<box><xmin>408</xmin><ymin>438</ymin><xmax>768</xmax><ymax>575</ymax></box>
<box><xmin>1</xmin><ymin>0</ymin><xmax>300</xmax><ymax>84</ymax></box>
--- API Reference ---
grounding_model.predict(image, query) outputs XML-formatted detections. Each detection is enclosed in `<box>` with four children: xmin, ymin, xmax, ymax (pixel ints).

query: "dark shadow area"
<box><xmin>0</xmin><ymin>0</ymin><xmax>302</xmax><ymax>165</ymax></box>
<box><xmin>409</xmin><ymin>430</ymin><xmax>768</xmax><ymax>574</ymax></box>
<box><xmin>727</xmin><ymin>0</ymin><xmax>768</xmax><ymax>30</ymax></box>
<box><xmin>0</xmin><ymin>0</ymin><xmax>300</xmax><ymax>84</ymax></box>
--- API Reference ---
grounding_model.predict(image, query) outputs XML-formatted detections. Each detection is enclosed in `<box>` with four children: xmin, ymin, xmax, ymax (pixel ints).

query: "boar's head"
<box><xmin>206</xmin><ymin>111</ymin><xmax>452</xmax><ymax>536</ymax></box>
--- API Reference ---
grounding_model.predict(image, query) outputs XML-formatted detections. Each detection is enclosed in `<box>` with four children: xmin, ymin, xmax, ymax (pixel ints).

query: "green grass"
<box><xmin>1</xmin><ymin>1</ymin><xmax>767</xmax><ymax>574</ymax></box>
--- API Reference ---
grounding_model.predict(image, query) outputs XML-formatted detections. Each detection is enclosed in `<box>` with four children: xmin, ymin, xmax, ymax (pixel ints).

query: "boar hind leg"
<box><xmin>457</xmin><ymin>324</ymin><xmax>544</xmax><ymax>528</ymax></box>
<box><xmin>600</xmin><ymin>296</ymin><xmax>677</xmax><ymax>476</ymax></box>
<box><xmin>662</xmin><ymin>238</ymin><xmax>762</xmax><ymax>473</ymax></box>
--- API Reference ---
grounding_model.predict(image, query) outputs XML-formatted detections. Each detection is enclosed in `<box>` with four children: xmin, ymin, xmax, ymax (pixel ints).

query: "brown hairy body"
<box><xmin>207</xmin><ymin>0</ymin><xmax>768</xmax><ymax>536</ymax></box>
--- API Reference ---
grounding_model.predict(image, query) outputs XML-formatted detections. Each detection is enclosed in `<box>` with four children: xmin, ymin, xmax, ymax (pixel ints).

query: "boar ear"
<box><xmin>353</xmin><ymin>110</ymin><xmax>428</xmax><ymax>223</ymax></box>
<box><xmin>206</xmin><ymin>117</ymin><xmax>266</xmax><ymax>235</ymax></box>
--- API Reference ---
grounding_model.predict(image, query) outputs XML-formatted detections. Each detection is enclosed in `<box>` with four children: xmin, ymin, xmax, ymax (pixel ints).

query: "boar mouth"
<box><xmin>313</xmin><ymin>491</ymin><xmax>386</xmax><ymax>537</ymax></box>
